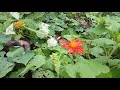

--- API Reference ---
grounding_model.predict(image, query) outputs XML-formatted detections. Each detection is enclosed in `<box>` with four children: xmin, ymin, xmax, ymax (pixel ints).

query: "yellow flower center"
<box><xmin>69</xmin><ymin>41</ymin><xmax>77</xmax><ymax>48</ymax></box>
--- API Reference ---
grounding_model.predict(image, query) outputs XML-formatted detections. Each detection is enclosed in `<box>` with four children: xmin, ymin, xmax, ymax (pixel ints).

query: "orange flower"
<box><xmin>62</xmin><ymin>39</ymin><xmax>85</xmax><ymax>55</ymax></box>
<box><xmin>14</xmin><ymin>21</ymin><xmax>23</xmax><ymax>29</ymax></box>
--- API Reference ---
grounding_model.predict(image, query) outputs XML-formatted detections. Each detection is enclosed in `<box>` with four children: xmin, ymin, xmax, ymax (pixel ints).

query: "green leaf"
<box><xmin>42</xmin><ymin>59</ymin><xmax>54</xmax><ymax>71</ymax></box>
<box><xmin>32</xmin><ymin>68</ymin><xmax>55</xmax><ymax>78</ymax></box>
<box><xmin>92</xmin><ymin>38</ymin><xmax>115</xmax><ymax>46</ymax></box>
<box><xmin>0</xmin><ymin>33</ymin><xmax>11</xmax><ymax>44</ymax></box>
<box><xmin>0</xmin><ymin>44</ymin><xmax>3</xmax><ymax>50</ymax></box>
<box><xmin>96</xmin><ymin>72</ymin><xmax>112</xmax><ymax>78</ymax></box>
<box><xmin>0</xmin><ymin>57</ymin><xmax>15</xmax><ymax>78</ymax></box>
<box><xmin>93</xmin><ymin>56</ymin><xmax>108</xmax><ymax>65</ymax></box>
<box><xmin>13</xmin><ymin>51</ymin><xmax>35</xmax><ymax>66</ymax></box>
<box><xmin>87</xmin><ymin>24</ymin><xmax>108</xmax><ymax>35</ymax></box>
<box><xmin>7</xmin><ymin>68</ymin><xmax>25</xmax><ymax>78</ymax></box>
<box><xmin>54</xmin><ymin>61</ymin><xmax>61</xmax><ymax>76</ymax></box>
<box><xmin>111</xmin><ymin>68</ymin><xmax>120</xmax><ymax>78</ymax></box>
<box><xmin>61</xmin><ymin>28</ymin><xmax>77</xmax><ymax>36</ymax></box>
<box><xmin>50</xmin><ymin>46</ymin><xmax>68</xmax><ymax>54</ymax></box>
<box><xmin>21</xmin><ymin>19</ymin><xmax>38</xmax><ymax>29</ymax></box>
<box><xmin>108</xmin><ymin>59</ymin><xmax>120</xmax><ymax>66</ymax></box>
<box><xmin>65</xmin><ymin>64</ymin><xmax>76</xmax><ymax>78</ymax></box>
<box><xmin>91</xmin><ymin>46</ymin><xmax>104</xmax><ymax>57</ymax></box>
<box><xmin>75</xmin><ymin>59</ymin><xmax>110</xmax><ymax>78</ymax></box>
<box><xmin>34</xmin><ymin>48</ymin><xmax>45</xmax><ymax>55</ymax></box>
<box><xmin>63</xmin><ymin>35</ymin><xmax>81</xmax><ymax>41</ymax></box>
<box><xmin>60</xmin><ymin>55</ymin><xmax>73</xmax><ymax>65</ymax></box>
<box><xmin>33</xmin><ymin>12</ymin><xmax>45</xmax><ymax>19</ymax></box>
<box><xmin>0</xmin><ymin>51</ymin><xmax>6</xmax><ymax>57</ymax></box>
<box><xmin>7</xmin><ymin>47</ymin><xmax>24</xmax><ymax>58</ymax></box>
<box><xmin>49</xmin><ymin>24</ymin><xmax>64</xmax><ymax>31</ymax></box>
<box><xmin>104</xmin><ymin>15</ymin><xmax>120</xmax><ymax>32</ymax></box>
<box><xmin>19</xmin><ymin>55</ymin><xmax>46</xmax><ymax>76</ymax></box>
<box><xmin>7</xmin><ymin>48</ymin><xmax>34</xmax><ymax>65</ymax></box>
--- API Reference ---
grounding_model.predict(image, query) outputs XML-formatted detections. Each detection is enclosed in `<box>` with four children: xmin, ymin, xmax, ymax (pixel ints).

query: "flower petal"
<box><xmin>62</xmin><ymin>43</ymin><xmax>70</xmax><ymax>48</ymax></box>
<box><xmin>47</xmin><ymin>37</ymin><xmax>58</xmax><ymax>47</ymax></box>
<box><xmin>77</xmin><ymin>41</ymin><xmax>85</xmax><ymax>46</ymax></box>
<box><xmin>68</xmin><ymin>48</ymin><xmax>74</xmax><ymax>54</ymax></box>
<box><xmin>71</xmin><ymin>39</ymin><xmax>85</xmax><ymax>46</ymax></box>
<box><xmin>75</xmin><ymin>47</ymin><xmax>84</xmax><ymax>54</ymax></box>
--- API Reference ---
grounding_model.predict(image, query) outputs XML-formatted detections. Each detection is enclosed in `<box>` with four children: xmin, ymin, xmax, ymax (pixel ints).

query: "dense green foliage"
<box><xmin>0</xmin><ymin>12</ymin><xmax>120</xmax><ymax>78</ymax></box>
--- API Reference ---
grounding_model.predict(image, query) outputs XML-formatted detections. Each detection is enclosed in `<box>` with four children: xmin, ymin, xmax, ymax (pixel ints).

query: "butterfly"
<box><xmin>55</xmin><ymin>35</ymin><xmax>70</xmax><ymax>46</ymax></box>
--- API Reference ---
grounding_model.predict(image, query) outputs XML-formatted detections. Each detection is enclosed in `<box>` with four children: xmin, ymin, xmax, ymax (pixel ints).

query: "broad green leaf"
<box><xmin>91</xmin><ymin>46</ymin><xmax>104</xmax><ymax>57</ymax></box>
<box><xmin>0</xmin><ymin>44</ymin><xmax>3</xmax><ymax>50</ymax></box>
<box><xmin>26</xmin><ymin>12</ymin><xmax>44</xmax><ymax>20</ymax></box>
<box><xmin>19</xmin><ymin>55</ymin><xmax>46</xmax><ymax>76</ymax></box>
<box><xmin>50</xmin><ymin>46</ymin><xmax>68</xmax><ymax>54</ymax></box>
<box><xmin>93</xmin><ymin>56</ymin><xmax>108</xmax><ymax>65</ymax></box>
<box><xmin>13</xmin><ymin>51</ymin><xmax>35</xmax><ymax>66</ymax></box>
<box><xmin>21</xmin><ymin>19</ymin><xmax>38</xmax><ymax>29</ymax></box>
<box><xmin>0</xmin><ymin>51</ymin><xmax>6</xmax><ymax>57</ymax></box>
<box><xmin>108</xmin><ymin>59</ymin><xmax>120</xmax><ymax>66</ymax></box>
<box><xmin>64</xmin><ymin>35</ymin><xmax>81</xmax><ymax>41</ymax></box>
<box><xmin>3</xmin><ymin>18</ymin><xmax>15</xmax><ymax>30</ymax></box>
<box><xmin>33</xmin><ymin>12</ymin><xmax>45</xmax><ymax>19</ymax></box>
<box><xmin>60</xmin><ymin>55</ymin><xmax>73</xmax><ymax>65</ymax></box>
<box><xmin>61</xmin><ymin>28</ymin><xmax>77</xmax><ymax>36</ymax></box>
<box><xmin>65</xmin><ymin>64</ymin><xmax>76</xmax><ymax>78</ymax></box>
<box><xmin>92</xmin><ymin>38</ymin><xmax>115</xmax><ymax>46</ymax></box>
<box><xmin>42</xmin><ymin>59</ymin><xmax>54</xmax><ymax>70</ymax></box>
<box><xmin>34</xmin><ymin>48</ymin><xmax>45</xmax><ymax>55</ymax></box>
<box><xmin>7</xmin><ymin>68</ymin><xmax>25</xmax><ymax>78</ymax></box>
<box><xmin>87</xmin><ymin>24</ymin><xmax>108</xmax><ymax>35</ymax></box>
<box><xmin>7</xmin><ymin>47</ymin><xmax>24</xmax><ymax>58</ymax></box>
<box><xmin>49</xmin><ymin>24</ymin><xmax>64</xmax><ymax>31</ymax></box>
<box><xmin>75</xmin><ymin>59</ymin><xmax>110</xmax><ymax>78</ymax></box>
<box><xmin>0</xmin><ymin>57</ymin><xmax>15</xmax><ymax>78</ymax></box>
<box><xmin>96</xmin><ymin>72</ymin><xmax>112</xmax><ymax>78</ymax></box>
<box><xmin>104</xmin><ymin>15</ymin><xmax>120</xmax><ymax>32</ymax></box>
<box><xmin>32</xmin><ymin>68</ymin><xmax>55</xmax><ymax>78</ymax></box>
<box><xmin>111</xmin><ymin>68</ymin><xmax>120</xmax><ymax>78</ymax></box>
<box><xmin>7</xmin><ymin>48</ymin><xmax>34</xmax><ymax>65</ymax></box>
<box><xmin>59</xmin><ymin>67</ymin><xmax>71</xmax><ymax>78</ymax></box>
<box><xmin>0</xmin><ymin>12</ymin><xmax>11</xmax><ymax>21</ymax></box>
<box><xmin>0</xmin><ymin>33</ymin><xmax>12</xmax><ymax>44</ymax></box>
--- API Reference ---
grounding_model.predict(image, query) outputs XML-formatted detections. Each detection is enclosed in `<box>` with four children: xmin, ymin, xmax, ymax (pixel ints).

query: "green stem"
<box><xmin>108</xmin><ymin>46</ymin><xmax>117</xmax><ymax>59</ymax></box>
<box><xmin>23</xmin><ymin>25</ymin><xmax>37</xmax><ymax>33</ymax></box>
<box><xmin>23</xmin><ymin>25</ymin><xmax>51</xmax><ymax>38</ymax></box>
<box><xmin>103</xmin><ymin>47</ymin><xmax>108</xmax><ymax>58</ymax></box>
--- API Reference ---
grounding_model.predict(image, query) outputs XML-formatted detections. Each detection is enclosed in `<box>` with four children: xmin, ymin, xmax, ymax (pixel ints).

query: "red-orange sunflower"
<box><xmin>62</xmin><ymin>39</ymin><xmax>85</xmax><ymax>55</ymax></box>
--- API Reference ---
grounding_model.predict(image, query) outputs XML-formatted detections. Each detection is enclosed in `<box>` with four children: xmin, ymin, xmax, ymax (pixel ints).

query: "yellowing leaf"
<box><xmin>5</xmin><ymin>23</ymin><xmax>16</xmax><ymax>35</ymax></box>
<box><xmin>10</xmin><ymin>12</ymin><xmax>19</xmax><ymax>20</ymax></box>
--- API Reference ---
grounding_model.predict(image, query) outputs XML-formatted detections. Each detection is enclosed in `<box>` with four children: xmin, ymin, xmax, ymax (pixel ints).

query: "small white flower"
<box><xmin>10</xmin><ymin>12</ymin><xmax>19</xmax><ymax>20</ymax></box>
<box><xmin>38</xmin><ymin>22</ymin><xmax>50</xmax><ymax>38</ymax></box>
<box><xmin>47</xmin><ymin>37</ymin><xmax>58</xmax><ymax>47</ymax></box>
<box><xmin>5</xmin><ymin>23</ymin><xmax>16</xmax><ymax>35</ymax></box>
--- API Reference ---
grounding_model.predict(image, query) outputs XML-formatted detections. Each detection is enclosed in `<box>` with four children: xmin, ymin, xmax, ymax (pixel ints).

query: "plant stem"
<box><xmin>23</xmin><ymin>25</ymin><xmax>51</xmax><ymax>38</ymax></box>
<box><xmin>23</xmin><ymin>25</ymin><xmax>37</xmax><ymax>33</ymax></box>
<box><xmin>108</xmin><ymin>46</ymin><xmax>117</xmax><ymax>59</ymax></box>
<box><xmin>103</xmin><ymin>46</ymin><xmax>108</xmax><ymax>59</ymax></box>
